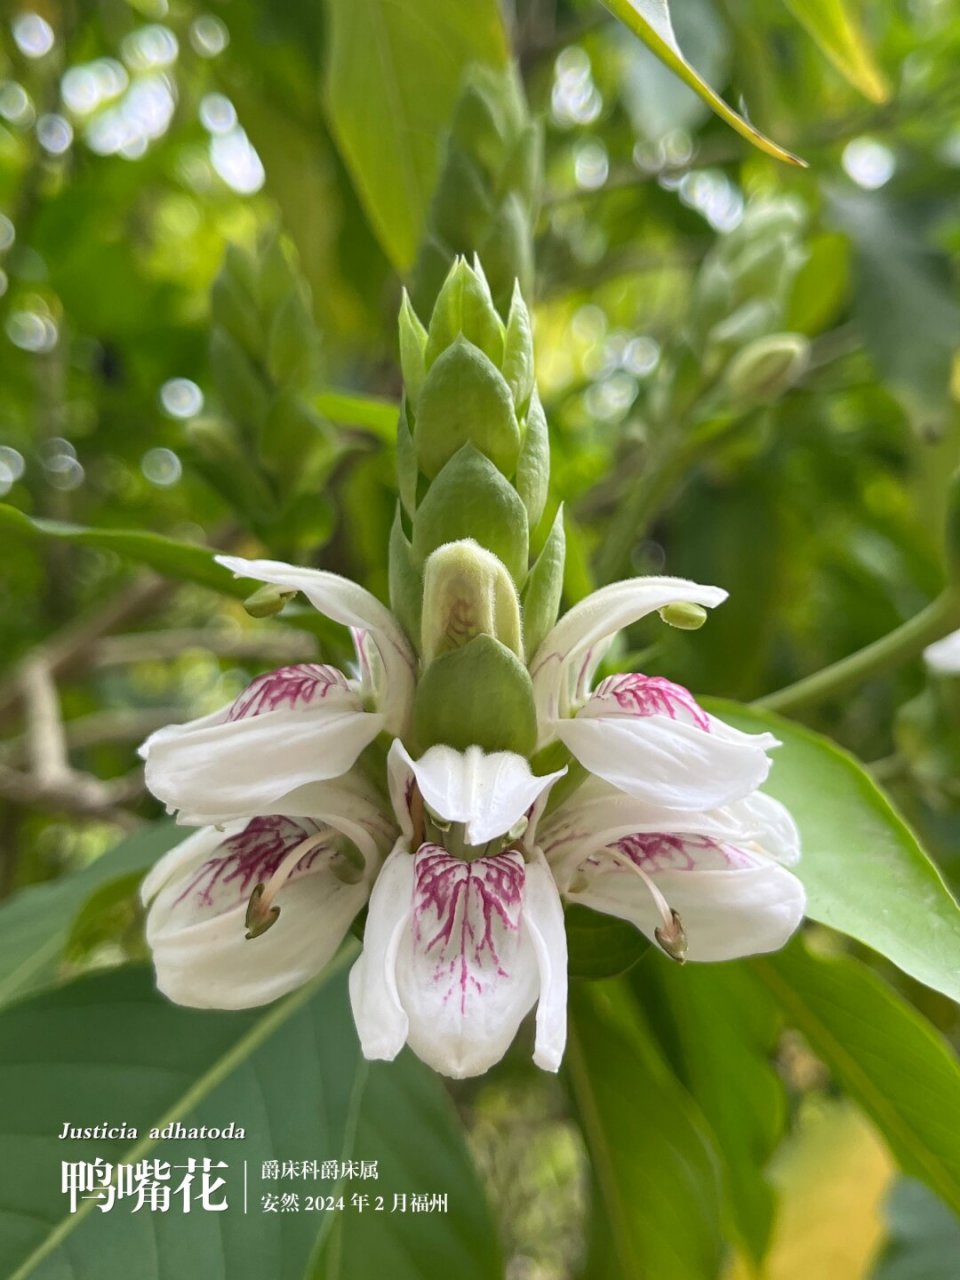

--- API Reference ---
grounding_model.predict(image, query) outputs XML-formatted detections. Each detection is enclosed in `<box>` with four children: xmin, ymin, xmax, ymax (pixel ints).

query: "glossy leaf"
<box><xmin>324</xmin><ymin>0</ymin><xmax>508</xmax><ymax>271</ymax></box>
<box><xmin>0</xmin><ymin>824</ymin><xmax>179</xmax><ymax>1009</ymax></box>
<box><xmin>601</xmin><ymin>0</ymin><xmax>805</xmax><ymax>166</ymax></box>
<box><xmin>753</xmin><ymin>939</ymin><xmax>960</xmax><ymax>1216</ymax></box>
<box><xmin>566</xmin><ymin>980</ymin><xmax>723</xmax><ymax>1280</ymax></box>
<box><xmin>0</xmin><ymin>964</ymin><xmax>501</xmax><ymax>1280</ymax></box>
<box><xmin>649</xmin><ymin>961</ymin><xmax>784</xmax><ymax>1263</ymax></box>
<box><xmin>783</xmin><ymin>0</ymin><xmax>889</xmax><ymax>102</ymax></box>
<box><xmin>711</xmin><ymin>700</ymin><xmax>960</xmax><ymax>1002</ymax></box>
<box><xmin>870</xmin><ymin>1179</ymin><xmax>960</xmax><ymax>1280</ymax></box>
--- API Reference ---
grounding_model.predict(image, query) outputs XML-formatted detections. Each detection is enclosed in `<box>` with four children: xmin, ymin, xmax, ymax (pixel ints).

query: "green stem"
<box><xmin>754</xmin><ymin>588</ymin><xmax>960</xmax><ymax>715</ymax></box>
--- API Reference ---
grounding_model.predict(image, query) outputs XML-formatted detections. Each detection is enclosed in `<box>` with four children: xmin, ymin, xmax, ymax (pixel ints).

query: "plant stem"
<box><xmin>754</xmin><ymin>588</ymin><xmax>960</xmax><ymax>715</ymax></box>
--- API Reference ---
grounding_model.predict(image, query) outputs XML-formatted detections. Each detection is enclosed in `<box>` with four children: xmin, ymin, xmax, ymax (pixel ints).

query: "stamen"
<box><xmin>599</xmin><ymin>846</ymin><xmax>688</xmax><ymax>964</ymax></box>
<box><xmin>244</xmin><ymin>831</ymin><xmax>329</xmax><ymax>939</ymax></box>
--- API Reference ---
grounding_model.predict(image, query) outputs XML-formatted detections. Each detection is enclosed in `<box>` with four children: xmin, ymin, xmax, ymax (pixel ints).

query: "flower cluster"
<box><xmin>139</xmin><ymin>260</ymin><xmax>805</xmax><ymax>1079</ymax></box>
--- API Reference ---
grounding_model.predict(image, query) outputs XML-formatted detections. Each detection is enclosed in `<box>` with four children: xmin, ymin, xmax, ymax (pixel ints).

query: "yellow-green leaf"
<box><xmin>783</xmin><ymin>0</ymin><xmax>890</xmax><ymax>104</ymax></box>
<box><xmin>601</xmin><ymin>0</ymin><xmax>806</xmax><ymax>167</ymax></box>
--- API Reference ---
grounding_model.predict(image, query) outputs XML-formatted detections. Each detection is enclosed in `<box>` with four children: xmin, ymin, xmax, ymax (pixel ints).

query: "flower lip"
<box><xmin>388</xmin><ymin>740</ymin><xmax>566</xmax><ymax>847</ymax></box>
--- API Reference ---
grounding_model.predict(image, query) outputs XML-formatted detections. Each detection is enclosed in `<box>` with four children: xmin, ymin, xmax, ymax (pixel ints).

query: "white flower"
<box><xmin>529</xmin><ymin>576</ymin><xmax>777</xmax><ymax>809</ymax></box>
<box><xmin>924</xmin><ymin>629</ymin><xmax>960</xmax><ymax>675</ymax></box>
<box><xmin>540</xmin><ymin>774</ymin><xmax>804</xmax><ymax>962</ymax></box>
<box><xmin>349</xmin><ymin>743</ymin><xmax>568</xmax><ymax>1079</ymax></box>
<box><xmin>139</xmin><ymin>555</ymin><xmax>416</xmax><ymax>825</ymax></box>
<box><xmin>140</xmin><ymin>768</ymin><xmax>396</xmax><ymax>1008</ymax></box>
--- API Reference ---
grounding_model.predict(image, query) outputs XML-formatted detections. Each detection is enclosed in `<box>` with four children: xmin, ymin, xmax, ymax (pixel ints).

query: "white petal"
<box><xmin>143</xmin><ymin>704</ymin><xmax>384</xmax><ymax>827</ymax></box>
<box><xmin>396</xmin><ymin>846</ymin><xmax>539</xmax><ymax>1078</ymax></box>
<box><xmin>142</xmin><ymin>817</ymin><xmax>369</xmax><ymax>1008</ymax></box>
<box><xmin>389</xmin><ymin>741</ymin><xmax>565</xmax><ymax>845</ymax></box>
<box><xmin>924</xmin><ymin>629</ymin><xmax>960</xmax><ymax>675</ymax></box>
<box><xmin>348</xmin><ymin>840</ymin><xmax>414</xmax><ymax>1062</ymax></box>
<box><xmin>570</xmin><ymin>835</ymin><xmax>806</xmax><ymax>961</ymax></box>
<box><xmin>168</xmin><ymin>771</ymin><xmax>395</xmax><ymax>865</ymax></box>
<box><xmin>540</xmin><ymin>776</ymin><xmax>784</xmax><ymax>886</ymax></box>
<box><xmin>730</xmin><ymin>790</ymin><xmax>801</xmax><ymax>866</ymax></box>
<box><xmin>529</xmin><ymin>576</ymin><xmax>727</xmax><ymax>730</ymax></box>
<box><xmin>555</xmin><ymin>713</ymin><xmax>772</xmax><ymax>810</ymax></box>
<box><xmin>523</xmin><ymin>847</ymin><xmax>567</xmax><ymax>1072</ymax></box>
<box><xmin>216</xmin><ymin>555</ymin><xmax>416</xmax><ymax>734</ymax></box>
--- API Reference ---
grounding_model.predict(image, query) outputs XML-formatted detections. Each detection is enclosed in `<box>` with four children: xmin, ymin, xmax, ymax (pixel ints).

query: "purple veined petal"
<box><xmin>542</xmin><ymin>779</ymin><xmax>801</xmax><ymax>886</ymax></box>
<box><xmin>568</xmin><ymin>830</ymin><xmax>806</xmax><ymax>962</ymax></box>
<box><xmin>528</xmin><ymin>576</ymin><xmax>728</xmax><ymax>734</ymax></box>
<box><xmin>142</xmin><ymin>815</ymin><xmax>372</xmax><ymax>1008</ymax></box>
<box><xmin>141</xmin><ymin>696</ymin><xmax>385</xmax><ymax>827</ymax></box>
<box><xmin>349</xmin><ymin>840</ymin><xmax>415</xmax><ymax>1062</ymax></box>
<box><xmin>555</xmin><ymin>712</ymin><xmax>773</xmax><ymax>811</ymax></box>
<box><xmin>167</xmin><ymin>767</ymin><xmax>396</xmax><ymax>864</ymax></box>
<box><xmin>522</xmin><ymin>847</ymin><xmax>568</xmax><ymax>1072</ymax></box>
<box><xmin>395</xmin><ymin>845</ymin><xmax>541</xmax><ymax>1079</ymax></box>
<box><xmin>388</xmin><ymin>741</ymin><xmax>566</xmax><ymax>846</ymax></box>
<box><xmin>215</xmin><ymin>555</ymin><xmax>416</xmax><ymax>735</ymax></box>
<box><xmin>580</xmin><ymin>673</ymin><xmax>780</xmax><ymax>752</ymax></box>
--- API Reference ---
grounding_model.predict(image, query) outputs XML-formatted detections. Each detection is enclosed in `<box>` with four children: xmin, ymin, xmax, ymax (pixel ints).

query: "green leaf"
<box><xmin>0</xmin><ymin>504</ymin><xmax>243</xmax><ymax>597</ymax></box>
<box><xmin>313</xmin><ymin>390</ymin><xmax>399</xmax><ymax>442</ymax></box>
<box><xmin>870</xmin><ymin>1179</ymin><xmax>960</xmax><ymax>1280</ymax></box>
<box><xmin>0</xmin><ymin>824</ymin><xmax>179</xmax><ymax>1009</ymax></box>
<box><xmin>566</xmin><ymin>980</ymin><xmax>723</xmax><ymax>1280</ymax></box>
<box><xmin>600</xmin><ymin>0</ymin><xmax>805</xmax><ymax>167</ymax></box>
<box><xmin>648</xmin><ymin>961</ymin><xmax>784</xmax><ymax>1263</ymax></box>
<box><xmin>324</xmin><ymin>0</ymin><xmax>508</xmax><ymax>271</ymax></box>
<box><xmin>783</xmin><ymin>0</ymin><xmax>889</xmax><ymax>103</ymax></box>
<box><xmin>565</xmin><ymin>904</ymin><xmax>649</xmax><ymax>980</ymax></box>
<box><xmin>0</xmin><ymin>964</ymin><xmax>501</xmax><ymax>1280</ymax></box>
<box><xmin>710</xmin><ymin>700</ymin><xmax>960</xmax><ymax>1003</ymax></box>
<box><xmin>753</xmin><ymin>939</ymin><xmax>960</xmax><ymax>1217</ymax></box>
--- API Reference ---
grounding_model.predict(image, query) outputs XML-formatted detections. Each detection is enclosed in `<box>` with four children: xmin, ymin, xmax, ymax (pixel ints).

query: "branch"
<box><xmin>754</xmin><ymin>589</ymin><xmax>960</xmax><ymax>715</ymax></box>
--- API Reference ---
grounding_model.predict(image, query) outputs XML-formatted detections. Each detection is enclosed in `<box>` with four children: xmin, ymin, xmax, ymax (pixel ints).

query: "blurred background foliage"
<box><xmin>1</xmin><ymin>0</ymin><xmax>960</xmax><ymax>1277</ymax></box>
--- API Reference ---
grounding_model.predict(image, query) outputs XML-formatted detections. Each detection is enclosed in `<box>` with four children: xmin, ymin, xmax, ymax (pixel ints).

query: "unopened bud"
<box><xmin>243</xmin><ymin>584</ymin><xmax>296</xmax><ymax>618</ymax></box>
<box><xmin>725</xmin><ymin>333</ymin><xmax>810</xmax><ymax>404</ymax></box>
<box><xmin>658</xmin><ymin>602</ymin><xmax>708</xmax><ymax>631</ymax></box>
<box><xmin>421</xmin><ymin>539</ymin><xmax>522</xmax><ymax>662</ymax></box>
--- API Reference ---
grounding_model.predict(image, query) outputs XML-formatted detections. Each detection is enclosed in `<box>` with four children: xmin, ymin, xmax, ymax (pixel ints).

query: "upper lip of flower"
<box><xmin>138</xmin><ymin>555</ymin><xmax>417</xmax><ymax>827</ymax></box>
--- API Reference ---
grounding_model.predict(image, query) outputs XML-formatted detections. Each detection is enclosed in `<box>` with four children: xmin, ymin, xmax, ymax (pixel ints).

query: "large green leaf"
<box><xmin>783</xmin><ymin>0</ymin><xmax>889</xmax><ymax>102</ymax></box>
<box><xmin>0</xmin><ymin>505</ymin><xmax>335</xmax><ymax>642</ymax></box>
<box><xmin>324</xmin><ymin>0</ymin><xmax>508</xmax><ymax>271</ymax></box>
<box><xmin>870</xmin><ymin>1179</ymin><xmax>960</xmax><ymax>1280</ymax></box>
<box><xmin>647</xmin><ymin>960</ymin><xmax>784</xmax><ymax>1264</ymax></box>
<box><xmin>753</xmin><ymin>940</ymin><xmax>960</xmax><ymax>1217</ymax></box>
<box><xmin>566</xmin><ymin>980</ymin><xmax>723</xmax><ymax>1280</ymax></box>
<box><xmin>0</xmin><ymin>824</ymin><xmax>179</xmax><ymax>1009</ymax></box>
<box><xmin>600</xmin><ymin>0</ymin><xmax>804</xmax><ymax>166</ymax></box>
<box><xmin>0</xmin><ymin>505</ymin><xmax>241</xmax><ymax>596</ymax></box>
<box><xmin>0</xmin><ymin>964</ymin><xmax>501</xmax><ymax>1280</ymax></box>
<box><xmin>710</xmin><ymin>700</ymin><xmax>960</xmax><ymax>1003</ymax></box>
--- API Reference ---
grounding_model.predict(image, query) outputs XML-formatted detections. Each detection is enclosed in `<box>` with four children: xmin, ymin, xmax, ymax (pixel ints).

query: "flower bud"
<box><xmin>420</xmin><ymin>539</ymin><xmax>522</xmax><ymax>663</ymax></box>
<box><xmin>725</xmin><ymin>333</ymin><xmax>810</xmax><ymax>404</ymax></box>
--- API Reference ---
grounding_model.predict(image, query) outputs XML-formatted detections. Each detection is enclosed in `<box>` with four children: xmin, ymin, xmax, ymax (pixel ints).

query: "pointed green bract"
<box><xmin>399</xmin><ymin>290</ymin><xmax>428</xmax><ymax>403</ymax></box>
<box><xmin>523</xmin><ymin>505</ymin><xmax>566</xmax><ymax>660</ymax></box>
<box><xmin>425</xmin><ymin>258</ymin><xmax>505</xmax><ymax>368</ymax></box>
<box><xmin>389</xmin><ymin>507</ymin><xmax>423</xmax><ymax>650</ymax></box>
<box><xmin>516</xmin><ymin>386</ymin><xmax>550</xmax><ymax>529</ymax></box>
<box><xmin>414</xmin><ymin>338</ymin><xmax>520</xmax><ymax>480</ymax></box>
<box><xmin>414</xmin><ymin>634</ymin><xmax>537</xmax><ymax>754</ymax></box>
<box><xmin>412</xmin><ymin>445</ymin><xmax>529</xmax><ymax>585</ymax></box>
